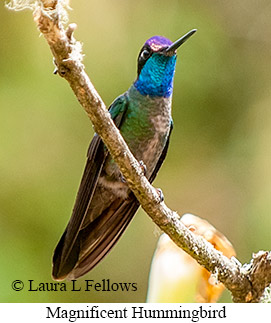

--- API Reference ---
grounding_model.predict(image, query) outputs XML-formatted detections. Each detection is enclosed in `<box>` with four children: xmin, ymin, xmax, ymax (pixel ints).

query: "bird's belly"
<box><xmin>140</xmin><ymin>135</ymin><xmax>163</xmax><ymax>175</ymax></box>
<box><xmin>98</xmin><ymin>174</ymin><xmax>129</xmax><ymax>199</ymax></box>
<box><xmin>99</xmin><ymin>127</ymin><xmax>168</xmax><ymax>200</ymax></box>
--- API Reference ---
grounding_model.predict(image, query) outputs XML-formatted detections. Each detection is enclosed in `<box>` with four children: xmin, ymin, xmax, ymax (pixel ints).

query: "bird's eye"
<box><xmin>141</xmin><ymin>49</ymin><xmax>151</xmax><ymax>60</ymax></box>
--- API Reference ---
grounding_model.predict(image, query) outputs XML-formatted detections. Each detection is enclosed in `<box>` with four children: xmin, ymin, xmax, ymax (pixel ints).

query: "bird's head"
<box><xmin>134</xmin><ymin>29</ymin><xmax>196</xmax><ymax>98</ymax></box>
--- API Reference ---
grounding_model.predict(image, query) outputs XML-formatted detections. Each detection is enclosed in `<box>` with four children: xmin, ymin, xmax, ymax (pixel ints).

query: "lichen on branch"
<box><xmin>6</xmin><ymin>0</ymin><xmax>70</xmax><ymax>24</ymax></box>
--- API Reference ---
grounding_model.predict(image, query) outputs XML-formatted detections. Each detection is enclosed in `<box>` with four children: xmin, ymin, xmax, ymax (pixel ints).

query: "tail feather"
<box><xmin>52</xmin><ymin>195</ymin><xmax>139</xmax><ymax>280</ymax></box>
<box><xmin>67</xmin><ymin>196</ymin><xmax>139</xmax><ymax>280</ymax></box>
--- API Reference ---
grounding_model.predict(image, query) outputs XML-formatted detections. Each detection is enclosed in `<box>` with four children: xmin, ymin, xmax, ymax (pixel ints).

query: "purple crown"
<box><xmin>145</xmin><ymin>36</ymin><xmax>172</xmax><ymax>52</ymax></box>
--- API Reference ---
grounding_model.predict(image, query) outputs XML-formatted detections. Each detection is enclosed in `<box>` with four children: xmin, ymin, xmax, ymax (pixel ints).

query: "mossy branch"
<box><xmin>7</xmin><ymin>0</ymin><xmax>271</xmax><ymax>302</ymax></box>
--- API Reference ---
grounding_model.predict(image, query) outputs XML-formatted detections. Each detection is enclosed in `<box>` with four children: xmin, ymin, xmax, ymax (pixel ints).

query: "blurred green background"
<box><xmin>0</xmin><ymin>0</ymin><xmax>270</xmax><ymax>302</ymax></box>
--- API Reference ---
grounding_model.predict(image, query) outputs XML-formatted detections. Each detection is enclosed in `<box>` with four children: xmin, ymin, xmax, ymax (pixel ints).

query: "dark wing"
<box><xmin>67</xmin><ymin>120</ymin><xmax>173</xmax><ymax>279</ymax></box>
<box><xmin>52</xmin><ymin>94</ymin><xmax>129</xmax><ymax>280</ymax></box>
<box><xmin>149</xmin><ymin>120</ymin><xmax>173</xmax><ymax>184</ymax></box>
<box><xmin>66</xmin><ymin>196</ymin><xmax>139</xmax><ymax>279</ymax></box>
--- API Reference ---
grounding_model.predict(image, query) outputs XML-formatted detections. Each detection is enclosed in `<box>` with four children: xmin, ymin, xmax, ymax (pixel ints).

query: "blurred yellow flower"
<box><xmin>146</xmin><ymin>214</ymin><xmax>236</xmax><ymax>303</ymax></box>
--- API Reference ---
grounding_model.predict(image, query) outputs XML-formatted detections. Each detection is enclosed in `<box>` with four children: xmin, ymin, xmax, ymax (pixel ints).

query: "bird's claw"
<box><xmin>139</xmin><ymin>160</ymin><xmax>147</xmax><ymax>176</ymax></box>
<box><xmin>156</xmin><ymin>188</ymin><xmax>164</xmax><ymax>203</ymax></box>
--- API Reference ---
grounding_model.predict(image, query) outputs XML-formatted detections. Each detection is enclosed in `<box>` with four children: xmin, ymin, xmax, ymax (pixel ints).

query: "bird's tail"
<box><xmin>52</xmin><ymin>196</ymin><xmax>139</xmax><ymax>280</ymax></box>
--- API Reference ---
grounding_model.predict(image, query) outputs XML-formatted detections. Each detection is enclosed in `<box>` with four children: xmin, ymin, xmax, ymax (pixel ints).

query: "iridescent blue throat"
<box><xmin>134</xmin><ymin>54</ymin><xmax>176</xmax><ymax>98</ymax></box>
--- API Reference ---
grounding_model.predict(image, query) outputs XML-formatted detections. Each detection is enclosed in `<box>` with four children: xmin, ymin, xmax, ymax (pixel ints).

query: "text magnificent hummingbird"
<box><xmin>52</xmin><ymin>29</ymin><xmax>197</xmax><ymax>280</ymax></box>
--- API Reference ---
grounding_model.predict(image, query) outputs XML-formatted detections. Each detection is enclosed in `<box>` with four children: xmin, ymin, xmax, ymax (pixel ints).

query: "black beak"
<box><xmin>165</xmin><ymin>29</ymin><xmax>197</xmax><ymax>53</ymax></box>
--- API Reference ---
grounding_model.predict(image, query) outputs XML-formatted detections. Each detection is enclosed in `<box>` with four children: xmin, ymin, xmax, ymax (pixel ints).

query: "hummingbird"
<box><xmin>52</xmin><ymin>29</ymin><xmax>196</xmax><ymax>280</ymax></box>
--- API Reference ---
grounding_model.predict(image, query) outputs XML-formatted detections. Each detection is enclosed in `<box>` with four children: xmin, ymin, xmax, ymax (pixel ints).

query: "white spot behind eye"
<box><xmin>141</xmin><ymin>49</ymin><xmax>150</xmax><ymax>60</ymax></box>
